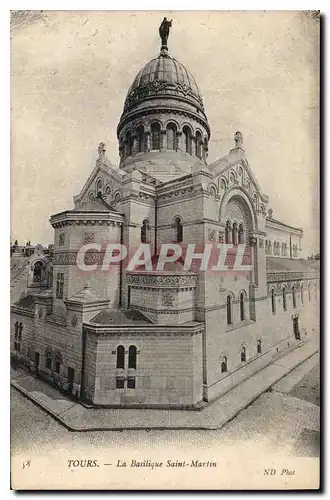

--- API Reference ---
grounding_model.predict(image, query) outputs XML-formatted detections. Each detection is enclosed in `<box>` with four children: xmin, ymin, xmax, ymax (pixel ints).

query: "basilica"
<box><xmin>11</xmin><ymin>22</ymin><xmax>319</xmax><ymax>408</ymax></box>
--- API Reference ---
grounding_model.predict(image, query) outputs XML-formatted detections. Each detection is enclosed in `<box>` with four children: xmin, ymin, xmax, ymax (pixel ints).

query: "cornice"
<box><xmin>83</xmin><ymin>323</ymin><xmax>204</xmax><ymax>337</ymax></box>
<box><xmin>131</xmin><ymin>305</ymin><xmax>195</xmax><ymax>315</ymax></box>
<box><xmin>50</xmin><ymin>215</ymin><xmax>123</xmax><ymax>229</ymax></box>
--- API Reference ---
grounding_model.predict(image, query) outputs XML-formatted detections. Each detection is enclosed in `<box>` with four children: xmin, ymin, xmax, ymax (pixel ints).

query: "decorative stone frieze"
<box><xmin>52</xmin><ymin>219</ymin><xmax>122</xmax><ymax>229</ymax></box>
<box><xmin>267</xmin><ymin>271</ymin><xmax>318</xmax><ymax>283</ymax></box>
<box><xmin>161</xmin><ymin>291</ymin><xmax>175</xmax><ymax>307</ymax></box>
<box><xmin>126</xmin><ymin>273</ymin><xmax>197</xmax><ymax>288</ymax></box>
<box><xmin>53</xmin><ymin>251</ymin><xmax>107</xmax><ymax>266</ymax></box>
<box><xmin>83</xmin><ymin>232</ymin><xmax>95</xmax><ymax>244</ymax></box>
<box><xmin>208</xmin><ymin>229</ymin><xmax>216</xmax><ymax>242</ymax></box>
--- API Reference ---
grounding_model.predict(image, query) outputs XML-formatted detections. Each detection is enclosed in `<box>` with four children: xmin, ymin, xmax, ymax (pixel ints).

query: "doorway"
<box><xmin>293</xmin><ymin>317</ymin><xmax>300</xmax><ymax>340</ymax></box>
<box><xmin>35</xmin><ymin>352</ymin><xmax>40</xmax><ymax>374</ymax></box>
<box><xmin>68</xmin><ymin>367</ymin><xmax>74</xmax><ymax>394</ymax></box>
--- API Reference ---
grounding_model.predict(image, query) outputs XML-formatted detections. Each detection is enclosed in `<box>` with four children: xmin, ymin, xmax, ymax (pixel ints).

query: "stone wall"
<box><xmin>84</xmin><ymin>329</ymin><xmax>204</xmax><ymax>408</ymax></box>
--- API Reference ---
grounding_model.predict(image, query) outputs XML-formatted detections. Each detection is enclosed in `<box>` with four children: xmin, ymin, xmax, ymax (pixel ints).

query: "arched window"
<box><xmin>292</xmin><ymin>286</ymin><xmax>296</xmax><ymax>308</ymax></box>
<box><xmin>151</xmin><ymin>122</ymin><xmax>161</xmax><ymax>150</ymax></box>
<box><xmin>18</xmin><ymin>322</ymin><xmax>23</xmax><ymax>340</ymax></box>
<box><xmin>136</xmin><ymin>125</ymin><xmax>145</xmax><ymax>153</ymax></box>
<box><xmin>239</xmin><ymin>292</ymin><xmax>245</xmax><ymax>321</ymax></box>
<box><xmin>241</xmin><ymin>346</ymin><xmax>246</xmax><ymax>363</ymax></box>
<box><xmin>33</xmin><ymin>261</ymin><xmax>43</xmax><ymax>282</ymax></box>
<box><xmin>45</xmin><ymin>350</ymin><xmax>52</xmax><ymax>370</ymax></box>
<box><xmin>226</xmin><ymin>295</ymin><xmax>233</xmax><ymax>325</ymax></box>
<box><xmin>225</xmin><ymin>221</ymin><xmax>232</xmax><ymax>244</ymax></box>
<box><xmin>96</xmin><ymin>179</ymin><xmax>103</xmax><ymax>195</ymax></box>
<box><xmin>268</xmin><ymin>241</ymin><xmax>272</xmax><ymax>255</ymax></box>
<box><xmin>257</xmin><ymin>340</ymin><xmax>262</xmax><ymax>354</ymax></box>
<box><xmin>54</xmin><ymin>353</ymin><xmax>62</xmax><ymax>374</ymax></box>
<box><xmin>141</xmin><ymin>219</ymin><xmax>150</xmax><ymax>244</ymax></box>
<box><xmin>271</xmin><ymin>288</ymin><xmax>276</xmax><ymax>314</ymax></box>
<box><xmin>128</xmin><ymin>345</ymin><xmax>137</xmax><ymax>369</ymax></box>
<box><xmin>174</xmin><ymin>217</ymin><xmax>183</xmax><ymax>243</ymax></box>
<box><xmin>301</xmin><ymin>285</ymin><xmax>304</xmax><ymax>304</ymax></box>
<box><xmin>209</xmin><ymin>186</ymin><xmax>216</xmax><ymax>197</ymax></box>
<box><xmin>238</xmin><ymin>166</ymin><xmax>243</xmax><ymax>184</ymax></box>
<box><xmin>282</xmin><ymin>243</ymin><xmax>285</xmax><ymax>256</ymax></box>
<box><xmin>308</xmin><ymin>285</ymin><xmax>311</xmax><ymax>302</ymax></box>
<box><xmin>195</xmin><ymin>131</ymin><xmax>203</xmax><ymax>159</ymax></box>
<box><xmin>105</xmin><ymin>185</ymin><xmax>111</xmax><ymax>196</ymax></box>
<box><xmin>283</xmin><ymin>287</ymin><xmax>287</xmax><ymax>311</ymax></box>
<box><xmin>238</xmin><ymin>224</ymin><xmax>244</xmax><ymax>244</ymax></box>
<box><xmin>221</xmin><ymin>356</ymin><xmax>227</xmax><ymax>373</ymax></box>
<box><xmin>232</xmin><ymin>222</ymin><xmax>238</xmax><ymax>246</ymax></box>
<box><xmin>116</xmin><ymin>345</ymin><xmax>125</xmax><ymax>369</ymax></box>
<box><xmin>273</xmin><ymin>242</ymin><xmax>277</xmax><ymax>255</ymax></box>
<box><xmin>183</xmin><ymin>126</ymin><xmax>192</xmax><ymax>154</ymax></box>
<box><xmin>126</xmin><ymin>131</ymin><xmax>133</xmax><ymax>157</ymax></box>
<box><xmin>265</xmin><ymin>240</ymin><xmax>268</xmax><ymax>255</ymax></box>
<box><xmin>166</xmin><ymin>123</ymin><xmax>177</xmax><ymax>151</ymax></box>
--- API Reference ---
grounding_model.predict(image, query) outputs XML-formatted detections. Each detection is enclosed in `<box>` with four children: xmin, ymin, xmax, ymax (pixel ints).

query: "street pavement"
<box><xmin>11</xmin><ymin>337</ymin><xmax>319</xmax><ymax>431</ymax></box>
<box><xmin>11</xmin><ymin>352</ymin><xmax>319</xmax><ymax>459</ymax></box>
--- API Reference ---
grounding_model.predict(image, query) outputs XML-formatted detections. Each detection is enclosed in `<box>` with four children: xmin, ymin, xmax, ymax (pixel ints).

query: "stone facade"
<box><xmin>11</xmin><ymin>29</ymin><xmax>319</xmax><ymax>409</ymax></box>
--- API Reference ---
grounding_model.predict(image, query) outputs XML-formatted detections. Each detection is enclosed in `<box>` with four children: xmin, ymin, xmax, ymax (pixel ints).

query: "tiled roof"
<box><xmin>12</xmin><ymin>294</ymin><xmax>35</xmax><ymax>310</ymax></box>
<box><xmin>266</xmin><ymin>257</ymin><xmax>319</xmax><ymax>274</ymax></box>
<box><xmin>89</xmin><ymin>308</ymin><xmax>153</xmax><ymax>326</ymax></box>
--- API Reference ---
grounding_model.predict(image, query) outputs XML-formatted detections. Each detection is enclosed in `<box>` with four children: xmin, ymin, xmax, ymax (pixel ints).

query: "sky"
<box><xmin>10</xmin><ymin>10</ymin><xmax>320</xmax><ymax>256</ymax></box>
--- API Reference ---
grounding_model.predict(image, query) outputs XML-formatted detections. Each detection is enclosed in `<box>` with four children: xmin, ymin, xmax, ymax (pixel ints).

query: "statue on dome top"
<box><xmin>159</xmin><ymin>17</ymin><xmax>172</xmax><ymax>48</ymax></box>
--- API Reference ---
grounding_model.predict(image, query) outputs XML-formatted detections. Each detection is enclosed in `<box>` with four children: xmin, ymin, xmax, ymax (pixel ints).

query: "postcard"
<box><xmin>10</xmin><ymin>10</ymin><xmax>320</xmax><ymax>490</ymax></box>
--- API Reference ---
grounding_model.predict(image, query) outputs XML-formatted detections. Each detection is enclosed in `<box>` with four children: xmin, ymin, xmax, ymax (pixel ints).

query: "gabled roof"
<box><xmin>73</xmin><ymin>196</ymin><xmax>117</xmax><ymax>213</ymax></box>
<box><xmin>66</xmin><ymin>284</ymin><xmax>100</xmax><ymax>304</ymax></box>
<box><xmin>74</xmin><ymin>160</ymin><xmax>124</xmax><ymax>204</ymax></box>
<box><xmin>209</xmin><ymin>149</ymin><xmax>268</xmax><ymax>203</ymax></box>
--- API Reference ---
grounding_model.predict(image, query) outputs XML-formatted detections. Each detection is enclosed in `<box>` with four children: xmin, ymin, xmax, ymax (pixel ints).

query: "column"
<box><xmin>160</xmin><ymin>129</ymin><xmax>166</xmax><ymax>151</ymax></box>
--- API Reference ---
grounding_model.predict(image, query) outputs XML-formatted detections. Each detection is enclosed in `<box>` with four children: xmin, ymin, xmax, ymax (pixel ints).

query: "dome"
<box><xmin>116</xmin><ymin>32</ymin><xmax>211</xmax><ymax>182</ymax></box>
<box><xmin>123</xmin><ymin>54</ymin><xmax>204</xmax><ymax>114</ymax></box>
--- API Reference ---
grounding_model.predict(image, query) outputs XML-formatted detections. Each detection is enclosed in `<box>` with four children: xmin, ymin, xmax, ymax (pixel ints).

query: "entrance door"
<box><xmin>35</xmin><ymin>352</ymin><xmax>40</xmax><ymax>374</ymax></box>
<box><xmin>68</xmin><ymin>367</ymin><xmax>74</xmax><ymax>394</ymax></box>
<box><xmin>293</xmin><ymin>317</ymin><xmax>300</xmax><ymax>340</ymax></box>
